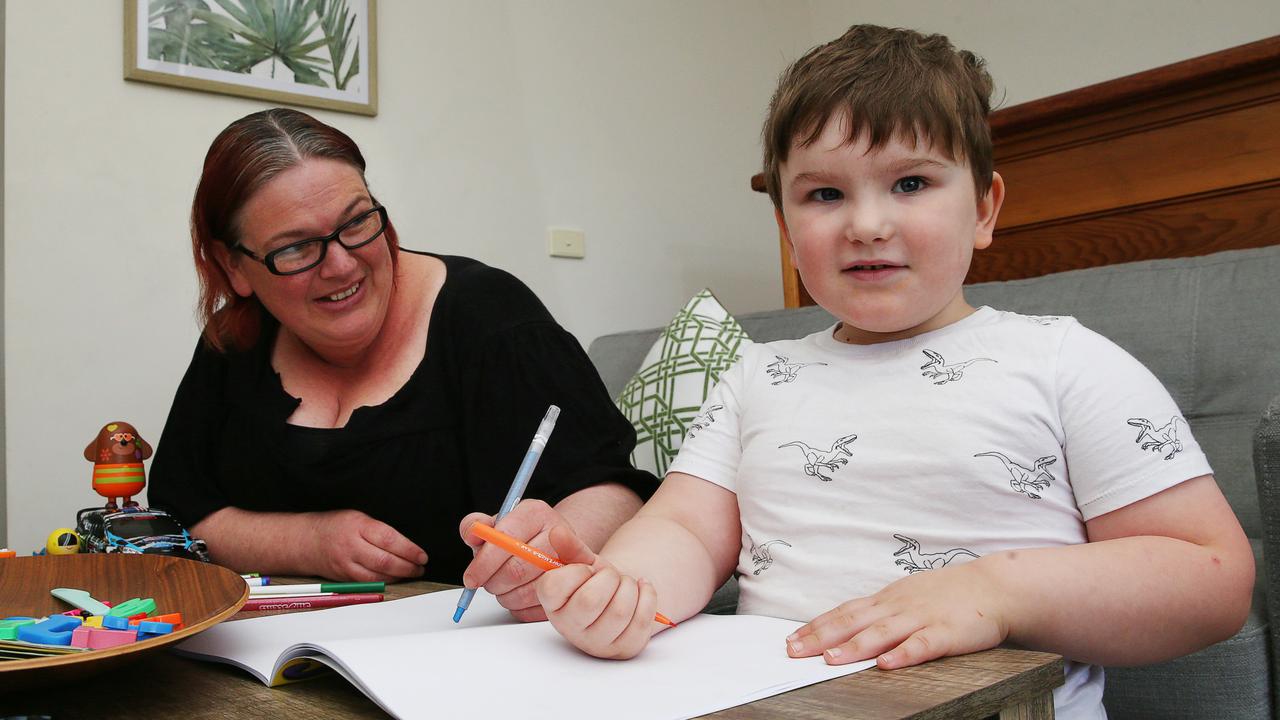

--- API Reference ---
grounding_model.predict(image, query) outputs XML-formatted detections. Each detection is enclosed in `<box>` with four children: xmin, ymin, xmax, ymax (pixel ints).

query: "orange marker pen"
<box><xmin>468</xmin><ymin>522</ymin><xmax>677</xmax><ymax>628</ymax></box>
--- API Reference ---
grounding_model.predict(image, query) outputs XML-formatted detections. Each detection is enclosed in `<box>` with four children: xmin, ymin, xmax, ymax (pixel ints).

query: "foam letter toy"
<box><xmin>106</xmin><ymin>597</ymin><xmax>156</xmax><ymax>618</ymax></box>
<box><xmin>71</xmin><ymin>625</ymin><xmax>137</xmax><ymax>649</ymax></box>
<box><xmin>135</xmin><ymin>621</ymin><xmax>174</xmax><ymax>640</ymax></box>
<box><xmin>102</xmin><ymin>615</ymin><xmax>131</xmax><ymax>631</ymax></box>
<box><xmin>17</xmin><ymin>615</ymin><xmax>82</xmax><ymax>645</ymax></box>
<box><xmin>52</xmin><ymin>588</ymin><xmax>113</xmax><ymax>616</ymax></box>
<box><xmin>0</xmin><ymin>617</ymin><xmax>36</xmax><ymax>640</ymax></box>
<box><xmin>130</xmin><ymin>612</ymin><xmax>183</xmax><ymax>630</ymax></box>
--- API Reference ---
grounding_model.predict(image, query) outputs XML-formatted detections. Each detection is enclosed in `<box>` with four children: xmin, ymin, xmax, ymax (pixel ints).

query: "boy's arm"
<box><xmin>788</xmin><ymin>474</ymin><xmax>1254</xmax><ymax>668</ymax></box>
<box><xmin>994</xmin><ymin>473</ymin><xmax>1253</xmax><ymax>665</ymax></box>
<box><xmin>536</xmin><ymin>472</ymin><xmax>742</xmax><ymax>658</ymax></box>
<box><xmin>602</xmin><ymin>472</ymin><xmax>743</xmax><ymax>618</ymax></box>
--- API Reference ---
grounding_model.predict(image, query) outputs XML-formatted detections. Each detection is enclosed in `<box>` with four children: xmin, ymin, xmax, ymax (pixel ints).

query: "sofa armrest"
<box><xmin>1253</xmin><ymin>391</ymin><xmax>1280</xmax><ymax>714</ymax></box>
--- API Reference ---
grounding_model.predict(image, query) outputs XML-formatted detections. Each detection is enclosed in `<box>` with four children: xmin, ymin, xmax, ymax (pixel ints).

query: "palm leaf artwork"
<box><xmin>147</xmin><ymin>0</ymin><xmax>250</xmax><ymax>71</ymax></box>
<box><xmin>316</xmin><ymin>0</ymin><xmax>360</xmax><ymax>90</ymax></box>
<box><xmin>146</xmin><ymin>0</ymin><xmax>362</xmax><ymax>89</ymax></box>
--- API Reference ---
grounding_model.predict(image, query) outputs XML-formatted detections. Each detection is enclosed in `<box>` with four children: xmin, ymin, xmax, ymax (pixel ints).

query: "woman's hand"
<box><xmin>785</xmin><ymin>560</ymin><xmax>1009</xmax><ymax>669</ymax></box>
<box><xmin>459</xmin><ymin>499</ymin><xmax>567</xmax><ymax>621</ymax></box>
<box><xmin>309</xmin><ymin>509</ymin><xmax>427</xmax><ymax>582</ymax></box>
<box><xmin>535</xmin><ymin>525</ymin><xmax>661</xmax><ymax>659</ymax></box>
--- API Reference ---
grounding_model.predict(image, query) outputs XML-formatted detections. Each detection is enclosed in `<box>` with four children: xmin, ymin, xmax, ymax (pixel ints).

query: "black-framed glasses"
<box><xmin>232</xmin><ymin>205</ymin><xmax>388</xmax><ymax>276</ymax></box>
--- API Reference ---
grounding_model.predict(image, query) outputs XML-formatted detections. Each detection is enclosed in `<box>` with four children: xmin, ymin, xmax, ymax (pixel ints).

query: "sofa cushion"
<box><xmin>1255</xmin><ymin>388</ymin><xmax>1280</xmax><ymax>715</ymax></box>
<box><xmin>589</xmin><ymin>305</ymin><xmax>836</xmax><ymax>399</ymax></box>
<box><xmin>614</xmin><ymin>289</ymin><xmax>751</xmax><ymax>477</ymax></box>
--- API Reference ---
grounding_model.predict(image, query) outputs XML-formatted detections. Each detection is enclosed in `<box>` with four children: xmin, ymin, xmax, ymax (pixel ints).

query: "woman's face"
<box><xmin>223</xmin><ymin>158</ymin><xmax>395</xmax><ymax>363</ymax></box>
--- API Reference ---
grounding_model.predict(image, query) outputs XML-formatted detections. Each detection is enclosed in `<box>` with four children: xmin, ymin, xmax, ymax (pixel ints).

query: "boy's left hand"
<box><xmin>786</xmin><ymin>560</ymin><xmax>1010</xmax><ymax>669</ymax></box>
<box><xmin>459</xmin><ymin>498</ymin><xmax>564</xmax><ymax>622</ymax></box>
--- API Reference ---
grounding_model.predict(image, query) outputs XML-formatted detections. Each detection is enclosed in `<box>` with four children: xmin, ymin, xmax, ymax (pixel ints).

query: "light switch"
<box><xmin>548</xmin><ymin>227</ymin><xmax>586</xmax><ymax>259</ymax></box>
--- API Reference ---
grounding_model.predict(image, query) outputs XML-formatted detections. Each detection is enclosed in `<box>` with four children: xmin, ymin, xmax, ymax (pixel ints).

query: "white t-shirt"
<box><xmin>669</xmin><ymin>307</ymin><xmax>1212</xmax><ymax>720</ymax></box>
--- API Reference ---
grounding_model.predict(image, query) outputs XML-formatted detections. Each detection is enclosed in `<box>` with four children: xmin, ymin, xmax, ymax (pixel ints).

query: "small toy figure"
<box><xmin>85</xmin><ymin>421</ymin><xmax>152</xmax><ymax>510</ymax></box>
<box><xmin>46</xmin><ymin>528</ymin><xmax>81</xmax><ymax>555</ymax></box>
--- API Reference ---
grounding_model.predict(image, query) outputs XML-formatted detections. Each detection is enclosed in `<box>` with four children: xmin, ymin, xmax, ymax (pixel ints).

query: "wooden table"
<box><xmin>4</xmin><ymin>580</ymin><xmax>1063</xmax><ymax>719</ymax></box>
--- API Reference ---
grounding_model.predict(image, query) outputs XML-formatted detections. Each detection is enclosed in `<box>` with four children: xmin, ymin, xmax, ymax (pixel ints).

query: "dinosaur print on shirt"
<box><xmin>974</xmin><ymin>451</ymin><xmax>1057</xmax><ymax>499</ymax></box>
<box><xmin>1127</xmin><ymin>416</ymin><xmax>1187</xmax><ymax>460</ymax></box>
<box><xmin>765</xmin><ymin>355</ymin><xmax>827</xmax><ymax>385</ymax></box>
<box><xmin>1025</xmin><ymin>315</ymin><xmax>1064</xmax><ymax>326</ymax></box>
<box><xmin>778</xmin><ymin>433</ymin><xmax>858</xmax><ymax>482</ymax></box>
<box><xmin>686</xmin><ymin>404</ymin><xmax>724</xmax><ymax>439</ymax></box>
<box><xmin>919</xmin><ymin>349</ymin><xmax>997</xmax><ymax>385</ymax></box>
<box><xmin>747</xmin><ymin>533</ymin><xmax>791</xmax><ymax>575</ymax></box>
<box><xmin>892</xmin><ymin>534</ymin><xmax>980</xmax><ymax>574</ymax></box>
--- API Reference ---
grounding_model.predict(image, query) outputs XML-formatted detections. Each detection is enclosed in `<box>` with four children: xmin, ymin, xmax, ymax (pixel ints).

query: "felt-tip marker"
<box><xmin>466</xmin><ymin>521</ymin><xmax>677</xmax><ymax>628</ymax></box>
<box><xmin>239</xmin><ymin>593</ymin><xmax>384</xmax><ymax>612</ymax></box>
<box><xmin>249</xmin><ymin>582</ymin><xmax>385</xmax><ymax>596</ymax></box>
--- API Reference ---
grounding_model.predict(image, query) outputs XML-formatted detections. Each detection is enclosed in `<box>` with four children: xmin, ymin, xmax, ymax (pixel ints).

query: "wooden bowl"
<box><xmin>0</xmin><ymin>553</ymin><xmax>247</xmax><ymax>692</ymax></box>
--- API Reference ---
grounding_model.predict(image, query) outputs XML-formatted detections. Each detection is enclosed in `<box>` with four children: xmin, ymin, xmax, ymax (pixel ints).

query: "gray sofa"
<box><xmin>587</xmin><ymin>245</ymin><xmax>1280</xmax><ymax>719</ymax></box>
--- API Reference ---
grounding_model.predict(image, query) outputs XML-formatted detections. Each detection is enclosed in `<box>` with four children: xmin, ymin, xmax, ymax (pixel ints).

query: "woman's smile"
<box><xmin>319</xmin><ymin>280</ymin><xmax>362</xmax><ymax>304</ymax></box>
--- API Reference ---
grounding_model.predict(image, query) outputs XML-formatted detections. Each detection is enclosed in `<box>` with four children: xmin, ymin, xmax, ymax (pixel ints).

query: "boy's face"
<box><xmin>778</xmin><ymin>116</ymin><xmax>1003</xmax><ymax>344</ymax></box>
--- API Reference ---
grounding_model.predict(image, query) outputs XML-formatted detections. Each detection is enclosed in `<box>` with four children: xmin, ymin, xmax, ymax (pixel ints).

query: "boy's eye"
<box><xmin>810</xmin><ymin>188</ymin><xmax>843</xmax><ymax>202</ymax></box>
<box><xmin>893</xmin><ymin>176</ymin><xmax>927</xmax><ymax>194</ymax></box>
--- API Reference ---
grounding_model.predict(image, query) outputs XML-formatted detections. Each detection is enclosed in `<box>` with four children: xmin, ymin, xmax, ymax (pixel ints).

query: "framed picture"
<box><xmin>124</xmin><ymin>0</ymin><xmax>377</xmax><ymax>116</ymax></box>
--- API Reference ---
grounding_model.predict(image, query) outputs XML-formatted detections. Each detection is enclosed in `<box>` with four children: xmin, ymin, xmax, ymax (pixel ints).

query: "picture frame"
<box><xmin>124</xmin><ymin>0</ymin><xmax>377</xmax><ymax>116</ymax></box>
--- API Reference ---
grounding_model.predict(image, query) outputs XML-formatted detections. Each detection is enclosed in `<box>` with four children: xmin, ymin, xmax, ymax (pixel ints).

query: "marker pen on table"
<box><xmin>454</xmin><ymin>404</ymin><xmax>560</xmax><ymax>623</ymax></box>
<box><xmin>249</xmin><ymin>582</ymin><xmax>385</xmax><ymax>596</ymax></box>
<box><xmin>467</xmin><ymin>521</ymin><xmax>677</xmax><ymax>628</ymax></box>
<box><xmin>239</xmin><ymin>593</ymin><xmax>384</xmax><ymax>612</ymax></box>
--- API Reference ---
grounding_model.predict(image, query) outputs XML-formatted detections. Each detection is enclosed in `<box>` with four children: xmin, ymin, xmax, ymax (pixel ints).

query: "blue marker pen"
<box><xmin>454</xmin><ymin>404</ymin><xmax>561</xmax><ymax>623</ymax></box>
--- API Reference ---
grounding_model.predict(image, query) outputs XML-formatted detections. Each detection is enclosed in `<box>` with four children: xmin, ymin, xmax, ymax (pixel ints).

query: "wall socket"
<box><xmin>548</xmin><ymin>227</ymin><xmax>586</xmax><ymax>259</ymax></box>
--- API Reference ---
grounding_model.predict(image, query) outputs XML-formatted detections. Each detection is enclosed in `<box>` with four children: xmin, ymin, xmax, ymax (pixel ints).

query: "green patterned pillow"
<box><xmin>618</xmin><ymin>289</ymin><xmax>751</xmax><ymax>477</ymax></box>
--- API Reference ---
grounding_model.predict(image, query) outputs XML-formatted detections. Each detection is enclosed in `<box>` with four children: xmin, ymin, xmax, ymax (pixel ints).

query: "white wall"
<box><xmin>5</xmin><ymin>1</ymin><xmax>1278</xmax><ymax>552</ymax></box>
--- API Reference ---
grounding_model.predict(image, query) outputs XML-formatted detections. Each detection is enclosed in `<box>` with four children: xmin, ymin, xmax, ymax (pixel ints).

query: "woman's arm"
<box><xmin>194</xmin><ymin>506</ymin><xmax>427</xmax><ymax>582</ymax></box>
<box><xmin>553</xmin><ymin>481</ymin><xmax>644</xmax><ymax>549</ymax></box>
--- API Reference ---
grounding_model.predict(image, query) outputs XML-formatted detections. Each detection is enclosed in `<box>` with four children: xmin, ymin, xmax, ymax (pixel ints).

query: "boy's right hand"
<box><xmin>536</xmin><ymin>525</ymin><xmax>661</xmax><ymax>660</ymax></box>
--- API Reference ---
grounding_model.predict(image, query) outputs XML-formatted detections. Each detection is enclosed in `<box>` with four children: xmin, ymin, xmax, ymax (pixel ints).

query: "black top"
<box><xmin>148</xmin><ymin>253</ymin><xmax>657</xmax><ymax>583</ymax></box>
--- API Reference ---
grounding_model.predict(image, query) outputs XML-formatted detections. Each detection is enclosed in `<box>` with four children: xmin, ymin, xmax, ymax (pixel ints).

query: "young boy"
<box><xmin>524</xmin><ymin>25</ymin><xmax>1253</xmax><ymax>719</ymax></box>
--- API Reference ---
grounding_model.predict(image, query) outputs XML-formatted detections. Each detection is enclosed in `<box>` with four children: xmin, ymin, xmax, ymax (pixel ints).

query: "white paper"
<box><xmin>176</xmin><ymin>589</ymin><xmax>873</xmax><ymax>719</ymax></box>
<box><xmin>174</xmin><ymin>589</ymin><xmax>516</xmax><ymax>682</ymax></box>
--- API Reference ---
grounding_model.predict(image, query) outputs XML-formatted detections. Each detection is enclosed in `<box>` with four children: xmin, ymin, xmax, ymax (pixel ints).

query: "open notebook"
<box><xmin>175</xmin><ymin>588</ymin><xmax>873</xmax><ymax>720</ymax></box>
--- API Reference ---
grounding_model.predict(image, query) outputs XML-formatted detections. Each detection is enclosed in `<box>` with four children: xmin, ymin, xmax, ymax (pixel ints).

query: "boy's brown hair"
<box><xmin>762</xmin><ymin>24</ymin><xmax>995</xmax><ymax>210</ymax></box>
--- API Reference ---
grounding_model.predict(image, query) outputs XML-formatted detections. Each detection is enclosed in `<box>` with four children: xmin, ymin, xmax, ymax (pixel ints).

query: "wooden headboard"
<box><xmin>757</xmin><ymin>36</ymin><xmax>1280</xmax><ymax>308</ymax></box>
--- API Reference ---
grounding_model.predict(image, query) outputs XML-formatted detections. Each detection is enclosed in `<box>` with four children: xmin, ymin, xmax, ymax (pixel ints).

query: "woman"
<box><xmin>148</xmin><ymin>109</ymin><xmax>656</xmax><ymax>620</ymax></box>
